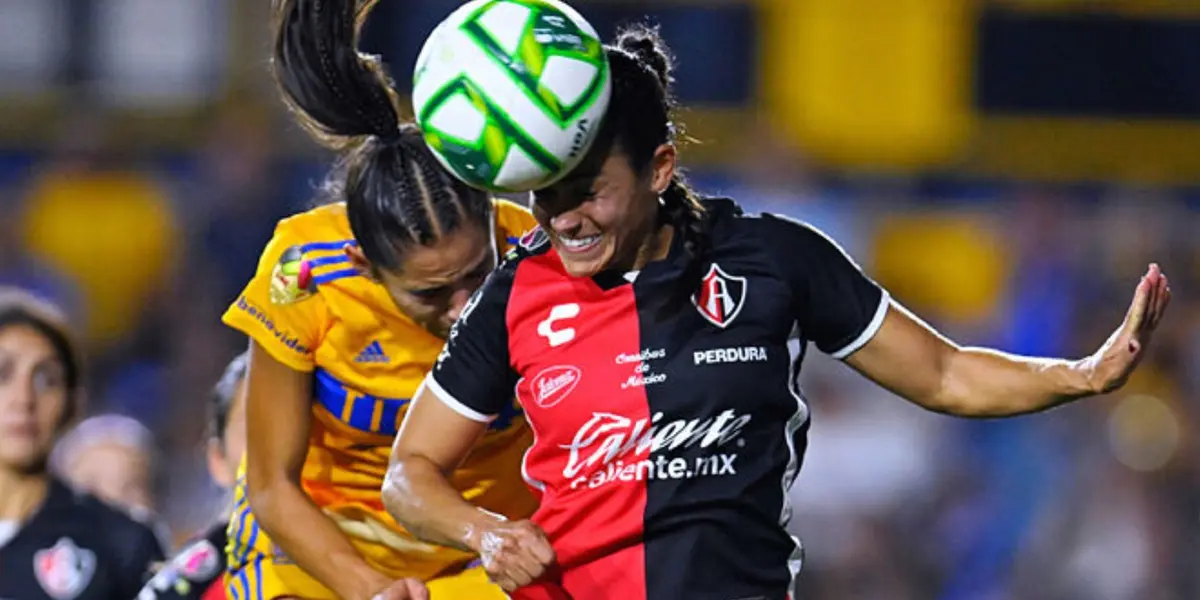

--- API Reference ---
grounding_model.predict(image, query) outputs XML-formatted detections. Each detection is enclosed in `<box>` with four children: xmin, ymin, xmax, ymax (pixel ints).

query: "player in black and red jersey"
<box><xmin>137</xmin><ymin>352</ymin><xmax>248</xmax><ymax>600</ymax></box>
<box><xmin>380</xmin><ymin>26</ymin><xmax>1172</xmax><ymax>600</ymax></box>
<box><xmin>0</xmin><ymin>288</ymin><xmax>165</xmax><ymax>599</ymax></box>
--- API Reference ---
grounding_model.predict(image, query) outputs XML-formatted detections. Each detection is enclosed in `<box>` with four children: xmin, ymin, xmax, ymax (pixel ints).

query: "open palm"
<box><xmin>1082</xmin><ymin>263</ymin><xmax>1171</xmax><ymax>394</ymax></box>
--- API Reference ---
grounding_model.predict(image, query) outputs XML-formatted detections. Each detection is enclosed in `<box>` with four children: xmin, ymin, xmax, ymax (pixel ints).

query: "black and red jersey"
<box><xmin>425</xmin><ymin>198</ymin><xmax>888</xmax><ymax>600</ymax></box>
<box><xmin>0</xmin><ymin>478</ymin><xmax>165</xmax><ymax>600</ymax></box>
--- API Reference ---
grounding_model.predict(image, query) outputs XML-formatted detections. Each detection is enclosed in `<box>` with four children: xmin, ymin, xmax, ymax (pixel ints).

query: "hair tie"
<box><xmin>375</xmin><ymin>128</ymin><xmax>403</xmax><ymax>145</ymax></box>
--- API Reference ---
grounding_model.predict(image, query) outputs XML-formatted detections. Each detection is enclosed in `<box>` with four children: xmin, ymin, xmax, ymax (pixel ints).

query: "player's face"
<box><xmin>532</xmin><ymin>143</ymin><xmax>676</xmax><ymax>278</ymax></box>
<box><xmin>0</xmin><ymin>324</ymin><xmax>69</xmax><ymax>473</ymax></box>
<box><xmin>365</xmin><ymin>224</ymin><xmax>496</xmax><ymax>339</ymax></box>
<box><xmin>207</xmin><ymin>376</ymin><xmax>247</xmax><ymax>489</ymax></box>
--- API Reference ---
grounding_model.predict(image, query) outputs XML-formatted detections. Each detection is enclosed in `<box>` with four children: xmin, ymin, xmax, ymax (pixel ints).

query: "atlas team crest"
<box><xmin>693</xmin><ymin>264</ymin><xmax>747</xmax><ymax>329</ymax></box>
<box><xmin>33</xmin><ymin>538</ymin><xmax>95</xmax><ymax>600</ymax></box>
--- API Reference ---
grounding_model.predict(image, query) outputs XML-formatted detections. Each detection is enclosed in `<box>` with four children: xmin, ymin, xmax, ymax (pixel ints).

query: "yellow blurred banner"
<box><xmin>760</xmin><ymin>0</ymin><xmax>975</xmax><ymax>169</ymax></box>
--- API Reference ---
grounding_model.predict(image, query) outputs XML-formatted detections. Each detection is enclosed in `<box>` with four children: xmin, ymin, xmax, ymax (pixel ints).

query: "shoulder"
<box><xmin>715</xmin><ymin>202</ymin><xmax>857</xmax><ymax>261</ymax></box>
<box><xmin>255</xmin><ymin>204</ymin><xmax>360</xmax><ymax>303</ymax></box>
<box><xmin>269</xmin><ymin>203</ymin><xmax>355</xmax><ymax>253</ymax></box>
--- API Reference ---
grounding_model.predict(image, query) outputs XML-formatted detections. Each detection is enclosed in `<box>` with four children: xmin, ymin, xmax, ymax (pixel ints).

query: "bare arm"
<box><xmin>845</xmin><ymin>264</ymin><xmax>1171</xmax><ymax>417</ymax></box>
<box><xmin>243</xmin><ymin>342</ymin><xmax>389</xmax><ymax>600</ymax></box>
<box><xmin>384</xmin><ymin>382</ymin><xmax>554</xmax><ymax>592</ymax></box>
<box><xmin>383</xmin><ymin>385</ymin><xmax>501</xmax><ymax>552</ymax></box>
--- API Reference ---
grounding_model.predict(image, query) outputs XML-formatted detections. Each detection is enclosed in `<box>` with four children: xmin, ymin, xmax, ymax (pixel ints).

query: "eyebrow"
<box><xmin>408</xmin><ymin>250</ymin><xmax>495</xmax><ymax>295</ymax></box>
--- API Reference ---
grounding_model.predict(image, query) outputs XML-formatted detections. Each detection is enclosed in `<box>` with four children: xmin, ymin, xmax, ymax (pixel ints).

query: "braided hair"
<box><xmin>596</xmin><ymin>24</ymin><xmax>710</xmax><ymax>307</ymax></box>
<box><xmin>271</xmin><ymin>0</ymin><xmax>492</xmax><ymax>270</ymax></box>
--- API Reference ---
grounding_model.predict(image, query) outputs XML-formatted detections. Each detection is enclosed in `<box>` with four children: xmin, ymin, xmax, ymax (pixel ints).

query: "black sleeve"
<box><xmin>757</xmin><ymin>213</ymin><xmax>888</xmax><ymax>358</ymax></box>
<box><xmin>424</xmin><ymin>263</ymin><xmax>519</xmax><ymax>421</ymax></box>
<box><xmin>114</xmin><ymin>517</ymin><xmax>167</xmax><ymax>598</ymax></box>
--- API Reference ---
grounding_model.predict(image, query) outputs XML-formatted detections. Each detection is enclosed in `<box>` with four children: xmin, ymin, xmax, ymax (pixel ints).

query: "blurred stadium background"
<box><xmin>0</xmin><ymin>1</ymin><xmax>1196</xmax><ymax>598</ymax></box>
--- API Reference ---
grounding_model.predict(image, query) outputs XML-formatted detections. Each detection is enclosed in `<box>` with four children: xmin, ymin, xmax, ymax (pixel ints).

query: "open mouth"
<box><xmin>558</xmin><ymin>234</ymin><xmax>601</xmax><ymax>254</ymax></box>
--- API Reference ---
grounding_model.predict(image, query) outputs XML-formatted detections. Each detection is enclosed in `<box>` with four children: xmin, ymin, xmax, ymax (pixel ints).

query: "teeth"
<box><xmin>561</xmin><ymin>235</ymin><xmax>599</xmax><ymax>250</ymax></box>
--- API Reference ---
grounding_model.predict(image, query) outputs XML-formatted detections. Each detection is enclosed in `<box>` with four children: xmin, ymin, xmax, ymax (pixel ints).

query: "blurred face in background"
<box><xmin>0</xmin><ymin>324</ymin><xmax>70</xmax><ymax>473</ymax></box>
<box><xmin>61</xmin><ymin>440</ymin><xmax>153</xmax><ymax>513</ymax></box>
<box><xmin>207</xmin><ymin>375</ymin><xmax>248</xmax><ymax>489</ymax></box>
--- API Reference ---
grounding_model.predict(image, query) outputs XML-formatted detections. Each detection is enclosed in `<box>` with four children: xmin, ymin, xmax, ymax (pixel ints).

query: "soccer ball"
<box><xmin>412</xmin><ymin>0</ymin><xmax>611</xmax><ymax>193</ymax></box>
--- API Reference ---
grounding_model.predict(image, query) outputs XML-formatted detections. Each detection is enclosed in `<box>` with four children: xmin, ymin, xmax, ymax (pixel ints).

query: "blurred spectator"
<box><xmin>51</xmin><ymin>413</ymin><xmax>161</xmax><ymax>518</ymax></box>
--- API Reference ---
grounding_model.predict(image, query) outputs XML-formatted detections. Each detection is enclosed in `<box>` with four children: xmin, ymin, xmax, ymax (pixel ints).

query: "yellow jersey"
<box><xmin>221</xmin><ymin>199</ymin><xmax>538</xmax><ymax>581</ymax></box>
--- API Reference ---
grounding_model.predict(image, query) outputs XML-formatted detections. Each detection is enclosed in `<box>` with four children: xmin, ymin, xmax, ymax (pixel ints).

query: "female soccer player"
<box><xmin>382</xmin><ymin>25</ymin><xmax>1172</xmax><ymax>600</ymax></box>
<box><xmin>0</xmin><ymin>288</ymin><xmax>165</xmax><ymax>599</ymax></box>
<box><xmin>219</xmin><ymin>1</ymin><xmax>538</xmax><ymax>599</ymax></box>
<box><xmin>138</xmin><ymin>352</ymin><xmax>248</xmax><ymax>600</ymax></box>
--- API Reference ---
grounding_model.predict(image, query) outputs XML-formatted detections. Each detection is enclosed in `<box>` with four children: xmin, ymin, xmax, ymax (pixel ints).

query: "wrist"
<box><xmin>461</xmin><ymin>508</ymin><xmax>507</xmax><ymax>553</ymax></box>
<box><xmin>1066</xmin><ymin>356</ymin><xmax>1103</xmax><ymax>397</ymax></box>
<box><xmin>338</xmin><ymin>563</ymin><xmax>391</xmax><ymax>600</ymax></box>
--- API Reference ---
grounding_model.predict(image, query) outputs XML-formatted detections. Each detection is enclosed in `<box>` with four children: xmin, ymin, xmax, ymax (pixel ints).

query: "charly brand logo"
<box><xmin>561</xmin><ymin>410</ymin><xmax>751</xmax><ymax>490</ymax></box>
<box><xmin>537</xmin><ymin>303</ymin><xmax>580</xmax><ymax>347</ymax></box>
<box><xmin>693</xmin><ymin>264</ymin><xmax>747</xmax><ymax>328</ymax></box>
<box><xmin>531</xmin><ymin>365</ymin><xmax>582</xmax><ymax>408</ymax></box>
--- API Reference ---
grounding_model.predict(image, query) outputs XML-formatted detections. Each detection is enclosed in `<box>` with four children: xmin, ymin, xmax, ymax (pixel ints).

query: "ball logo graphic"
<box><xmin>413</xmin><ymin>0</ymin><xmax>612</xmax><ymax>192</ymax></box>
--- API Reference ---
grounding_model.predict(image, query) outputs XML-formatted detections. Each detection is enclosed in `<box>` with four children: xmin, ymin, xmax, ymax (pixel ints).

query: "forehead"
<box><xmin>548</xmin><ymin>146</ymin><xmax>635</xmax><ymax>192</ymax></box>
<box><xmin>393</xmin><ymin>225</ymin><xmax>490</xmax><ymax>285</ymax></box>
<box><xmin>0</xmin><ymin>324</ymin><xmax>57</xmax><ymax>360</ymax></box>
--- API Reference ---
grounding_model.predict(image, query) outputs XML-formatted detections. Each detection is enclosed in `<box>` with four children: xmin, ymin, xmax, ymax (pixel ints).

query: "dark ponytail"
<box><xmin>271</xmin><ymin>0</ymin><xmax>491</xmax><ymax>269</ymax></box>
<box><xmin>599</xmin><ymin>24</ymin><xmax>709</xmax><ymax>308</ymax></box>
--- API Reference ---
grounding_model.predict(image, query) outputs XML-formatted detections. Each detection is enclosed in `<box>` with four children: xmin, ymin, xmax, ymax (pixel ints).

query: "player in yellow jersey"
<box><xmin>219</xmin><ymin>1</ymin><xmax>540</xmax><ymax>599</ymax></box>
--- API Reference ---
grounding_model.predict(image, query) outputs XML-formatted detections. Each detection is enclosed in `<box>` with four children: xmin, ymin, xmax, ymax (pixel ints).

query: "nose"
<box><xmin>549</xmin><ymin>210</ymin><xmax>582</xmax><ymax>234</ymax></box>
<box><xmin>0</xmin><ymin>377</ymin><xmax>38</xmax><ymax>415</ymax></box>
<box><xmin>444</xmin><ymin>287</ymin><xmax>474</xmax><ymax>323</ymax></box>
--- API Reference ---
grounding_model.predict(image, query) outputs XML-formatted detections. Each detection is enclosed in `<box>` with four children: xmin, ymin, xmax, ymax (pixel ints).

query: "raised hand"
<box><xmin>1080</xmin><ymin>263</ymin><xmax>1171</xmax><ymax>394</ymax></box>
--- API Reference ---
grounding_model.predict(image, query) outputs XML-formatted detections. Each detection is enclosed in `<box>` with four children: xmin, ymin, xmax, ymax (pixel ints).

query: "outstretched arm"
<box><xmin>845</xmin><ymin>264</ymin><xmax>1171</xmax><ymax>417</ymax></box>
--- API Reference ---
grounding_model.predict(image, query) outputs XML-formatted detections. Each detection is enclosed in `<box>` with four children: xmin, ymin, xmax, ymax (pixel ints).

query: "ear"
<box><xmin>206</xmin><ymin>439</ymin><xmax>234</xmax><ymax>488</ymax></box>
<box><xmin>344</xmin><ymin>244</ymin><xmax>373</xmax><ymax>276</ymax></box>
<box><xmin>650</xmin><ymin>144</ymin><xmax>677</xmax><ymax>194</ymax></box>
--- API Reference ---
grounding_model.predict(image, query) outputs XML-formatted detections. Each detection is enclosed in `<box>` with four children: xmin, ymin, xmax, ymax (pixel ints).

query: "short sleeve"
<box><xmin>423</xmin><ymin>264</ymin><xmax>519</xmax><ymax>422</ymax></box>
<box><xmin>221</xmin><ymin>222</ymin><xmax>328</xmax><ymax>372</ymax></box>
<box><xmin>757</xmin><ymin>213</ymin><xmax>889</xmax><ymax>359</ymax></box>
<box><xmin>114</xmin><ymin>518</ymin><xmax>167</xmax><ymax>598</ymax></box>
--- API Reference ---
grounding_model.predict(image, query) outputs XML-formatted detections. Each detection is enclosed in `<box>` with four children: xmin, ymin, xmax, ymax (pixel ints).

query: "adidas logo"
<box><xmin>354</xmin><ymin>341</ymin><xmax>389</xmax><ymax>364</ymax></box>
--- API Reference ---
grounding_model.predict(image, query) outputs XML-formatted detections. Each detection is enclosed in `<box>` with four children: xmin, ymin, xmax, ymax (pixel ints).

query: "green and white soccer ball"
<box><xmin>412</xmin><ymin>0</ymin><xmax>611</xmax><ymax>193</ymax></box>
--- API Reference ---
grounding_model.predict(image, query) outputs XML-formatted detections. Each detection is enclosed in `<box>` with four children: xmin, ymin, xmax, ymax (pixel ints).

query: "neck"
<box><xmin>0</xmin><ymin>467</ymin><xmax>50</xmax><ymax>522</ymax></box>
<box><xmin>630</xmin><ymin>223</ymin><xmax>675</xmax><ymax>272</ymax></box>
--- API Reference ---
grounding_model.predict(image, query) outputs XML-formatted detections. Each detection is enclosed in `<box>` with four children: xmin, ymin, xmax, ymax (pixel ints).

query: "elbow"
<box><xmin>245</xmin><ymin>467</ymin><xmax>296</xmax><ymax>531</ymax></box>
<box><xmin>381</xmin><ymin>455</ymin><xmax>421</xmax><ymax>531</ymax></box>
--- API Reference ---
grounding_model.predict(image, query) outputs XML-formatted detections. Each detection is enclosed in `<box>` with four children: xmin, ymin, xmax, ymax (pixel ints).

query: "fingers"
<box><xmin>1124</xmin><ymin>272</ymin><xmax>1151</xmax><ymax>334</ymax></box>
<box><xmin>404</xmin><ymin>578</ymin><xmax>431</xmax><ymax>600</ymax></box>
<box><xmin>479</xmin><ymin>521</ymin><xmax>556</xmax><ymax>592</ymax></box>
<box><xmin>1137</xmin><ymin>263</ymin><xmax>1172</xmax><ymax>333</ymax></box>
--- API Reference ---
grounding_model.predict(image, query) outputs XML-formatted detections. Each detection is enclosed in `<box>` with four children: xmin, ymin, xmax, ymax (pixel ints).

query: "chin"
<box><xmin>556</xmin><ymin>238</ymin><xmax>614</xmax><ymax>278</ymax></box>
<box><xmin>0</xmin><ymin>448</ymin><xmax>48</xmax><ymax>474</ymax></box>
